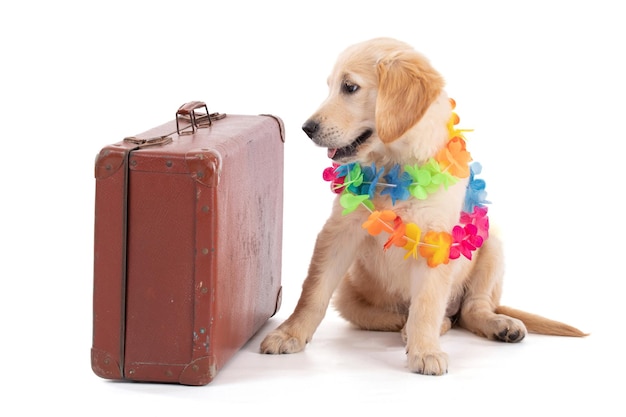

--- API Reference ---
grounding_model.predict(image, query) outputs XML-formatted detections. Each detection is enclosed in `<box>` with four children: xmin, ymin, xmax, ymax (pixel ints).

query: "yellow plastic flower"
<box><xmin>447</xmin><ymin>112</ymin><xmax>460</xmax><ymax>136</ymax></box>
<box><xmin>419</xmin><ymin>231</ymin><xmax>452</xmax><ymax>267</ymax></box>
<box><xmin>402</xmin><ymin>222</ymin><xmax>422</xmax><ymax>259</ymax></box>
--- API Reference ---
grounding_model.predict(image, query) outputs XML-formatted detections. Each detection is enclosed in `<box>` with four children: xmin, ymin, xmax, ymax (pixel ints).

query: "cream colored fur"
<box><xmin>260</xmin><ymin>37</ymin><xmax>586</xmax><ymax>375</ymax></box>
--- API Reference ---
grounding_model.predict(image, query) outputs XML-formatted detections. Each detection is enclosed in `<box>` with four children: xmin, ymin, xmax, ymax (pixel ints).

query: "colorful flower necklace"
<box><xmin>322</xmin><ymin>99</ymin><xmax>491</xmax><ymax>267</ymax></box>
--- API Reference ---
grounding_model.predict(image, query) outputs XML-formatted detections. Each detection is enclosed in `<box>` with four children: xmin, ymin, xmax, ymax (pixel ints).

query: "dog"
<box><xmin>260</xmin><ymin>37</ymin><xmax>586</xmax><ymax>375</ymax></box>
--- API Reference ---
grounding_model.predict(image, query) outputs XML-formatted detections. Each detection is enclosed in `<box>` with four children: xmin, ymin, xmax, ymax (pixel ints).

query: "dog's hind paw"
<box><xmin>490</xmin><ymin>316</ymin><xmax>527</xmax><ymax>343</ymax></box>
<box><xmin>260</xmin><ymin>329</ymin><xmax>307</xmax><ymax>354</ymax></box>
<box><xmin>407</xmin><ymin>350</ymin><xmax>449</xmax><ymax>376</ymax></box>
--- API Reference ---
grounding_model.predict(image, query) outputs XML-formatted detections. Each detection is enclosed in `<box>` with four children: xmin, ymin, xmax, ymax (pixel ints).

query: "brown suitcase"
<box><xmin>91</xmin><ymin>102</ymin><xmax>284</xmax><ymax>385</ymax></box>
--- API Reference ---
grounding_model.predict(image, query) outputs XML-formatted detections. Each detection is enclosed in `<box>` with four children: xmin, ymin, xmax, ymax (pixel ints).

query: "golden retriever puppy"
<box><xmin>261</xmin><ymin>37</ymin><xmax>585</xmax><ymax>375</ymax></box>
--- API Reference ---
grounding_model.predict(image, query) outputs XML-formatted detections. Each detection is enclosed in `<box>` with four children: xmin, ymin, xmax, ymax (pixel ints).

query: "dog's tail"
<box><xmin>495</xmin><ymin>305</ymin><xmax>589</xmax><ymax>337</ymax></box>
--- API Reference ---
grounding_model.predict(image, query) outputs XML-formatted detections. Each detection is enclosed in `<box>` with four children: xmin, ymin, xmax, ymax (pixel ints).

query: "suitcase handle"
<box><xmin>176</xmin><ymin>101</ymin><xmax>226</xmax><ymax>135</ymax></box>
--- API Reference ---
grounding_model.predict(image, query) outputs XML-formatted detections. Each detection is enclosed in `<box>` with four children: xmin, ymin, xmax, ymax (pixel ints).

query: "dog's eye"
<box><xmin>342</xmin><ymin>81</ymin><xmax>359</xmax><ymax>94</ymax></box>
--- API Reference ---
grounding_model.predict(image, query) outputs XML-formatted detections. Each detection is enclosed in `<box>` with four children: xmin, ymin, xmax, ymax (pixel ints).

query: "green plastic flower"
<box><xmin>339</xmin><ymin>193</ymin><xmax>373</xmax><ymax>215</ymax></box>
<box><xmin>423</xmin><ymin>158</ymin><xmax>458</xmax><ymax>190</ymax></box>
<box><xmin>405</xmin><ymin>164</ymin><xmax>436</xmax><ymax>199</ymax></box>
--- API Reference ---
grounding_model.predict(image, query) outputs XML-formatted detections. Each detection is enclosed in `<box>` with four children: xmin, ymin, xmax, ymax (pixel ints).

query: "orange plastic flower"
<box><xmin>402</xmin><ymin>223</ymin><xmax>422</xmax><ymax>259</ymax></box>
<box><xmin>384</xmin><ymin>216</ymin><xmax>407</xmax><ymax>250</ymax></box>
<box><xmin>436</xmin><ymin>136</ymin><xmax>472</xmax><ymax>178</ymax></box>
<box><xmin>419</xmin><ymin>231</ymin><xmax>452</xmax><ymax>267</ymax></box>
<box><xmin>362</xmin><ymin>210</ymin><xmax>396</xmax><ymax>236</ymax></box>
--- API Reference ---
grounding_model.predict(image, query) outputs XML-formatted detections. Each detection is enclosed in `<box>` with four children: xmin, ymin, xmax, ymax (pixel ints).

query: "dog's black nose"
<box><xmin>302</xmin><ymin>120</ymin><xmax>319</xmax><ymax>138</ymax></box>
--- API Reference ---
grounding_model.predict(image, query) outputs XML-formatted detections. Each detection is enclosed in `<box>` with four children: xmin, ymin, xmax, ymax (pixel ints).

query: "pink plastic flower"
<box><xmin>460</xmin><ymin>206</ymin><xmax>489</xmax><ymax>240</ymax></box>
<box><xmin>449</xmin><ymin>224</ymin><xmax>483</xmax><ymax>260</ymax></box>
<box><xmin>323</xmin><ymin>163</ymin><xmax>345</xmax><ymax>194</ymax></box>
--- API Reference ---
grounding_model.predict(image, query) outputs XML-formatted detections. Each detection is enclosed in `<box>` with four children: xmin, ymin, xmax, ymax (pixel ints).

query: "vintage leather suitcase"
<box><xmin>91</xmin><ymin>102</ymin><xmax>284</xmax><ymax>385</ymax></box>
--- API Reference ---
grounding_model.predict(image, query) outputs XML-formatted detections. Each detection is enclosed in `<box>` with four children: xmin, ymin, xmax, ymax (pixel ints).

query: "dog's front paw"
<box><xmin>407</xmin><ymin>350</ymin><xmax>449</xmax><ymax>376</ymax></box>
<box><xmin>260</xmin><ymin>329</ymin><xmax>307</xmax><ymax>354</ymax></box>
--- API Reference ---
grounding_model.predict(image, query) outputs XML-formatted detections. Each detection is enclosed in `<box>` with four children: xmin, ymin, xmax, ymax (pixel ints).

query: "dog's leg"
<box><xmin>405</xmin><ymin>262</ymin><xmax>453</xmax><ymax>376</ymax></box>
<box><xmin>457</xmin><ymin>236</ymin><xmax>527</xmax><ymax>342</ymax></box>
<box><xmin>333</xmin><ymin>267</ymin><xmax>409</xmax><ymax>332</ymax></box>
<box><xmin>260</xmin><ymin>214</ymin><xmax>363</xmax><ymax>354</ymax></box>
<box><xmin>401</xmin><ymin>317</ymin><xmax>452</xmax><ymax>344</ymax></box>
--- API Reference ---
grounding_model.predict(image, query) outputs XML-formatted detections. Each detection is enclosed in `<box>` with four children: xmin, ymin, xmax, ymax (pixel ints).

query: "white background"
<box><xmin>1</xmin><ymin>0</ymin><xmax>624</xmax><ymax>415</ymax></box>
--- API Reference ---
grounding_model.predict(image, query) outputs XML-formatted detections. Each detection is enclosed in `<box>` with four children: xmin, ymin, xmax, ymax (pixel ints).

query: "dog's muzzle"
<box><xmin>302</xmin><ymin>119</ymin><xmax>372</xmax><ymax>161</ymax></box>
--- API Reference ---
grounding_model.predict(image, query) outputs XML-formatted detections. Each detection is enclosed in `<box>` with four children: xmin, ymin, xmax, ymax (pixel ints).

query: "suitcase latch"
<box><xmin>123</xmin><ymin>135</ymin><xmax>173</xmax><ymax>147</ymax></box>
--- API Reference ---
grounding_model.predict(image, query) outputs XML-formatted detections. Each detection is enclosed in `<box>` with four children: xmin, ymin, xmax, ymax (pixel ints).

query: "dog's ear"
<box><xmin>376</xmin><ymin>51</ymin><xmax>445</xmax><ymax>143</ymax></box>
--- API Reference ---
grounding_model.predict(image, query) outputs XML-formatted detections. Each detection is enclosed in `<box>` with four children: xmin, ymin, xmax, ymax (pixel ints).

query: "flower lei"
<box><xmin>322</xmin><ymin>98</ymin><xmax>491</xmax><ymax>267</ymax></box>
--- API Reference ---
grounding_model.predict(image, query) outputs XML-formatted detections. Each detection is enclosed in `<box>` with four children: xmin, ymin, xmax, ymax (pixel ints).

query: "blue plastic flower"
<box><xmin>463</xmin><ymin>162</ymin><xmax>490</xmax><ymax>212</ymax></box>
<box><xmin>381</xmin><ymin>164</ymin><xmax>412</xmax><ymax>204</ymax></box>
<box><xmin>334</xmin><ymin>163</ymin><xmax>356</xmax><ymax>180</ymax></box>
<box><xmin>362</xmin><ymin>163</ymin><xmax>385</xmax><ymax>199</ymax></box>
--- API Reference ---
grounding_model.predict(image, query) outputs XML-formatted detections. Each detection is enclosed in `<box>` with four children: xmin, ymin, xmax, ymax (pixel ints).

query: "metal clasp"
<box><xmin>123</xmin><ymin>135</ymin><xmax>173</xmax><ymax>147</ymax></box>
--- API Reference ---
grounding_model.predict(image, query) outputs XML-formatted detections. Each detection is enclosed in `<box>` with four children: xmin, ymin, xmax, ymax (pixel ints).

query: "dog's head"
<box><xmin>302</xmin><ymin>37</ymin><xmax>447</xmax><ymax>165</ymax></box>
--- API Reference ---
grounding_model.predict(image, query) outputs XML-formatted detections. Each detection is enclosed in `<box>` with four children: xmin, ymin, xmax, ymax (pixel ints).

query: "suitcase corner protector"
<box><xmin>91</xmin><ymin>347</ymin><xmax>123</xmax><ymax>380</ymax></box>
<box><xmin>95</xmin><ymin>146</ymin><xmax>131</xmax><ymax>179</ymax></box>
<box><xmin>179</xmin><ymin>355</ymin><xmax>217</xmax><ymax>386</ymax></box>
<box><xmin>185</xmin><ymin>149</ymin><xmax>222</xmax><ymax>187</ymax></box>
